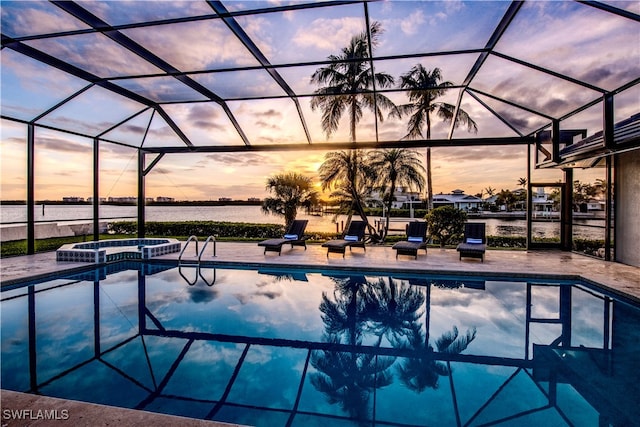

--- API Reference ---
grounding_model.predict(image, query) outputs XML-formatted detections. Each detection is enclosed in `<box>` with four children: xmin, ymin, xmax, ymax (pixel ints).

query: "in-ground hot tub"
<box><xmin>56</xmin><ymin>238</ymin><xmax>181</xmax><ymax>263</ymax></box>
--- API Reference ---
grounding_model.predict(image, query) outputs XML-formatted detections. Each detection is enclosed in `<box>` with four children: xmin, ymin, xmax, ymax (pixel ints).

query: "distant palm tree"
<box><xmin>261</xmin><ymin>172</ymin><xmax>318</xmax><ymax>228</ymax></box>
<box><xmin>310</xmin><ymin>21</ymin><xmax>396</xmax><ymax>142</ymax></box>
<box><xmin>496</xmin><ymin>189</ymin><xmax>517</xmax><ymax>212</ymax></box>
<box><xmin>518</xmin><ymin>177</ymin><xmax>527</xmax><ymax>188</ymax></box>
<box><xmin>318</xmin><ymin>150</ymin><xmax>379</xmax><ymax>240</ymax></box>
<box><xmin>484</xmin><ymin>186</ymin><xmax>496</xmax><ymax>197</ymax></box>
<box><xmin>393</xmin><ymin>65</ymin><xmax>478</xmax><ymax>210</ymax></box>
<box><xmin>369</xmin><ymin>149</ymin><xmax>425</xmax><ymax>241</ymax></box>
<box><xmin>594</xmin><ymin>178</ymin><xmax>607</xmax><ymax>198</ymax></box>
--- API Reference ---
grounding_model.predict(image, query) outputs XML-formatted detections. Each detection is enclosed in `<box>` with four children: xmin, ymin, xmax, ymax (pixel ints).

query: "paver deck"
<box><xmin>1</xmin><ymin>242</ymin><xmax>639</xmax><ymax>426</ymax></box>
<box><xmin>2</xmin><ymin>242</ymin><xmax>638</xmax><ymax>301</ymax></box>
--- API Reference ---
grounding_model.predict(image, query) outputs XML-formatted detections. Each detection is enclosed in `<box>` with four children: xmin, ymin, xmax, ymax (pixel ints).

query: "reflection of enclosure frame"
<box><xmin>527</xmin><ymin>182</ymin><xmax>570</xmax><ymax>250</ymax></box>
<box><xmin>12</xmin><ymin>267</ymin><xmax>624</xmax><ymax>426</ymax></box>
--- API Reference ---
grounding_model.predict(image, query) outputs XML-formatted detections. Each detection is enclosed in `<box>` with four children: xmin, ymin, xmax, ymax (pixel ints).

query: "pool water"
<box><xmin>1</xmin><ymin>262</ymin><xmax>639</xmax><ymax>426</ymax></box>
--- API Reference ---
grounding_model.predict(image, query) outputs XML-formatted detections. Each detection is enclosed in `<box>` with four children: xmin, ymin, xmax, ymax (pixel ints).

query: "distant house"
<box><xmin>369</xmin><ymin>187</ymin><xmax>423</xmax><ymax>209</ymax></box>
<box><xmin>108</xmin><ymin>196</ymin><xmax>137</xmax><ymax>203</ymax></box>
<box><xmin>247</xmin><ymin>197</ymin><xmax>261</xmax><ymax>202</ymax></box>
<box><xmin>218</xmin><ymin>197</ymin><xmax>232</xmax><ymax>202</ymax></box>
<box><xmin>586</xmin><ymin>200</ymin><xmax>605</xmax><ymax>211</ymax></box>
<box><xmin>432</xmin><ymin>189</ymin><xmax>483</xmax><ymax>211</ymax></box>
<box><xmin>156</xmin><ymin>196</ymin><xmax>175</xmax><ymax>202</ymax></box>
<box><xmin>531</xmin><ymin>191</ymin><xmax>554</xmax><ymax>212</ymax></box>
<box><xmin>62</xmin><ymin>196</ymin><xmax>84</xmax><ymax>202</ymax></box>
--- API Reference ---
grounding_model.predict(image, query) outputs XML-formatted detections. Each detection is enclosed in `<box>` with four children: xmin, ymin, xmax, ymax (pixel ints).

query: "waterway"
<box><xmin>0</xmin><ymin>204</ymin><xmax>605</xmax><ymax>240</ymax></box>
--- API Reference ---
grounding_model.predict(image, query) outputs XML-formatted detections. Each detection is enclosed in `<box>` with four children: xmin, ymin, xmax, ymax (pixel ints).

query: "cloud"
<box><xmin>400</xmin><ymin>10</ymin><xmax>425</xmax><ymax>35</ymax></box>
<box><xmin>198</xmin><ymin>153</ymin><xmax>273</xmax><ymax>168</ymax></box>
<box><xmin>257</xmin><ymin>109</ymin><xmax>282</xmax><ymax>118</ymax></box>
<box><xmin>292</xmin><ymin>17</ymin><xmax>363</xmax><ymax>51</ymax></box>
<box><xmin>2</xmin><ymin>136</ymin><xmax>26</xmax><ymax>147</ymax></box>
<box><xmin>35</xmin><ymin>136</ymin><xmax>92</xmax><ymax>154</ymax></box>
<box><xmin>122</xmin><ymin>20</ymin><xmax>258</xmax><ymax>71</ymax></box>
<box><xmin>434</xmin><ymin>146</ymin><xmax>524</xmax><ymax>163</ymax></box>
<box><xmin>1</xmin><ymin>3</ymin><xmax>87</xmax><ymax>36</ymax></box>
<box><xmin>26</xmin><ymin>33</ymin><xmax>161</xmax><ymax>78</ymax></box>
<box><xmin>255</xmin><ymin>120</ymin><xmax>279</xmax><ymax>130</ymax></box>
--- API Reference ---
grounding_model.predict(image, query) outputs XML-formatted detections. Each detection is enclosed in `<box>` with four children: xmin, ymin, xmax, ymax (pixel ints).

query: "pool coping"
<box><xmin>1</xmin><ymin>242</ymin><xmax>639</xmax><ymax>426</ymax></box>
<box><xmin>2</xmin><ymin>243</ymin><xmax>639</xmax><ymax>304</ymax></box>
<box><xmin>0</xmin><ymin>389</ymin><xmax>245</xmax><ymax>427</ymax></box>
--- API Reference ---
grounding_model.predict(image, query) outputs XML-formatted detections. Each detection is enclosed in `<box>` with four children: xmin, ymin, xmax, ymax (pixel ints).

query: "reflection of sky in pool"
<box><xmin>2</xmin><ymin>263</ymin><xmax>639</xmax><ymax>426</ymax></box>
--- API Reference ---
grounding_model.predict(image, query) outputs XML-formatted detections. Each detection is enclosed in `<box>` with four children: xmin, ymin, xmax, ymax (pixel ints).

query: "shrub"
<box><xmin>107</xmin><ymin>221</ymin><xmax>340</xmax><ymax>242</ymax></box>
<box><xmin>109</xmin><ymin>221</ymin><xmax>285</xmax><ymax>239</ymax></box>
<box><xmin>573</xmin><ymin>238</ymin><xmax>606</xmax><ymax>257</ymax></box>
<box><xmin>426</xmin><ymin>206</ymin><xmax>467</xmax><ymax>247</ymax></box>
<box><xmin>487</xmin><ymin>236</ymin><xmax>526</xmax><ymax>248</ymax></box>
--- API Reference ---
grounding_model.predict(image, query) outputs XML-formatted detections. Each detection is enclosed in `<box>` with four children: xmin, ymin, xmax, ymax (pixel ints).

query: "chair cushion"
<box><xmin>457</xmin><ymin>243</ymin><xmax>486</xmax><ymax>253</ymax></box>
<box><xmin>408</xmin><ymin>236</ymin><xmax>423</xmax><ymax>242</ymax></box>
<box><xmin>393</xmin><ymin>241</ymin><xmax>423</xmax><ymax>250</ymax></box>
<box><xmin>284</xmin><ymin>234</ymin><xmax>298</xmax><ymax>240</ymax></box>
<box><xmin>466</xmin><ymin>238</ymin><xmax>483</xmax><ymax>244</ymax></box>
<box><xmin>344</xmin><ymin>235</ymin><xmax>359</xmax><ymax>241</ymax></box>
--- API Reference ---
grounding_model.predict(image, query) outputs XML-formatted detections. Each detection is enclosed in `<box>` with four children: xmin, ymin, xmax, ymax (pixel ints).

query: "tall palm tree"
<box><xmin>310</xmin><ymin>21</ymin><xmax>396</xmax><ymax>142</ymax></box>
<box><xmin>261</xmin><ymin>172</ymin><xmax>318</xmax><ymax>228</ymax></box>
<box><xmin>318</xmin><ymin>150</ymin><xmax>379</xmax><ymax>240</ymax></box>
<box><xmin>394</xmin><ymin>65</ymin><xmax>478</xmax><ymax>210</ymax></box>
<box><xmin>369</xmin><ymin>149</ymin><xmax>425</xmax><ymax>241</ymax></box>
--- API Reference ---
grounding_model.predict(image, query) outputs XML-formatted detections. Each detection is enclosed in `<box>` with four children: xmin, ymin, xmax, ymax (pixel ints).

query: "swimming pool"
<box><xmin>1</xmin><ymin>261</ymin><xmax>638</xmax><ymax>426</ymax></box>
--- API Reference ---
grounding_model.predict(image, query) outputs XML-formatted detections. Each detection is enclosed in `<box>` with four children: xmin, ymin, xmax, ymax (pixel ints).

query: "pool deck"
<box><xmin>2</xmin><ymin>242</ymin><xmax>639</xmax><ymax>301</ymax></box>
<box><xmin>1</xmin><ymin>242</ymin><xmax>639</xmax><ymax>426</ymax></box>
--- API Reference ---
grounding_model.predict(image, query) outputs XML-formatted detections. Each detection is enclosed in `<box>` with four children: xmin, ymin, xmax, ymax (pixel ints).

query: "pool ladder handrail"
<box><xmin>178</xmin><ymin>235</ymin><xmax>217</xmax><ymax>286</ymax></box>
<box><xmin>198</xmin><ymin>265</ymin><xmax>216</xmax><ymax>286</ymax></box>
<box><xmin>178</xmin><ymin>235</ymin><xmax>199</xmax><ymax>264</ymax></box>
<box><xmin>179</xmin><ymin>264</ymin><xmax>217</xmax><ymax>287</ymax></box>
<box><xmin>198</xmin><ymin>235</ymin><xmax>216</xmax><ymax>261</ymax></box>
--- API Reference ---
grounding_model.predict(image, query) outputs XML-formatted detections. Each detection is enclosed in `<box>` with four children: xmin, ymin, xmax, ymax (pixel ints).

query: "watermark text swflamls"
<box><xmin>2</xmin><ymin>409</ymin><xmax>70</xmax><ymax>421</ymax></box>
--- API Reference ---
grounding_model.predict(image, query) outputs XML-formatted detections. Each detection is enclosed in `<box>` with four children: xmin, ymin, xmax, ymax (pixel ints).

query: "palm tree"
<box><xmin>594</xmin><ymin>178</ymin><xmax>607</xmax><ymax>198</ymax></box>
<box><xmin>318</xmin><ymin>150</ymin><xmax>379</xmax><ymax>240</ymax></box>
<box><xmin>261</xmin><ymin>172</ymin><xmax>318</xmax><ymax>228</ymax></box>
<box><xmin>369</xmin><ymin>149</ymin><xmax>425</xmax><ymax>241</ymax></box>
<box><xmin>496</xmin><ymin>189</ymin><xmax>517</xmax><ymax>212</ymax></box>
<box><xmin>310</xmin><ymin>21</ymin><xmax>396</xmax><ymax>142</ymax></box>
<box><xmin>394</xmin><ymin>65</ymin><xmax>478</xmax><ymax>210</ymax></box>
<box><xmin>518</xmin><ymin>177</ymin><xmax>527</xmax><ymax>188</ymax></box>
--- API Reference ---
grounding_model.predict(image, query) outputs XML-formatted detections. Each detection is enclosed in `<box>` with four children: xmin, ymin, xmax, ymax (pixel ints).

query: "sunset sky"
<box><xmin>1</xmin><ymin>0</ymin><xmax>637</xmax><ymax>201</ymax></box>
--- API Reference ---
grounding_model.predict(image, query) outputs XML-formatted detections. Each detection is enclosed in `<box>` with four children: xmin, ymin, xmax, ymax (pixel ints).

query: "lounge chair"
<box><xmin>322</xmin><ymin>220</ymin><xmax>366</xmax><ymax>257</ymax></box>
<box><xmin>456</xmin><ymin>222</ymin><xmax>487</xmax><ymax>262</ymax></box>
<box><xmin>258</xmin><ymin>219</ymin><xmax>308</xmax><ymax>255</ymax></box>
<box><xmin>392</xmin><ymin>221</ymin><xmax>428</xmax><ymax>259</ymax></box>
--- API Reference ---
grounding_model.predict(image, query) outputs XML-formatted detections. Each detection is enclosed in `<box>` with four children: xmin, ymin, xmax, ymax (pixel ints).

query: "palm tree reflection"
<box><xmin>397</xmin><ymin>323</ymin><xmax>477</xmax><ymax>392</ymax></box>
<box><xmin>311</xmin><ymin>336</ymin><xmax>394</xmax><ymax>424</ymax></box>
<box><xmin>311</xmin><ymin>275</ymin><xmax>394</xmax><ymax>424</ymax></box>
<box><xmin>362</xmin><ymin>277</ymin><xmax>425</xmax><ymax>347</ymax></box>
<box><xmin>311</xmin><ymin>275</ymin><xmax>477</xmax><ymax>421</ymax></box>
